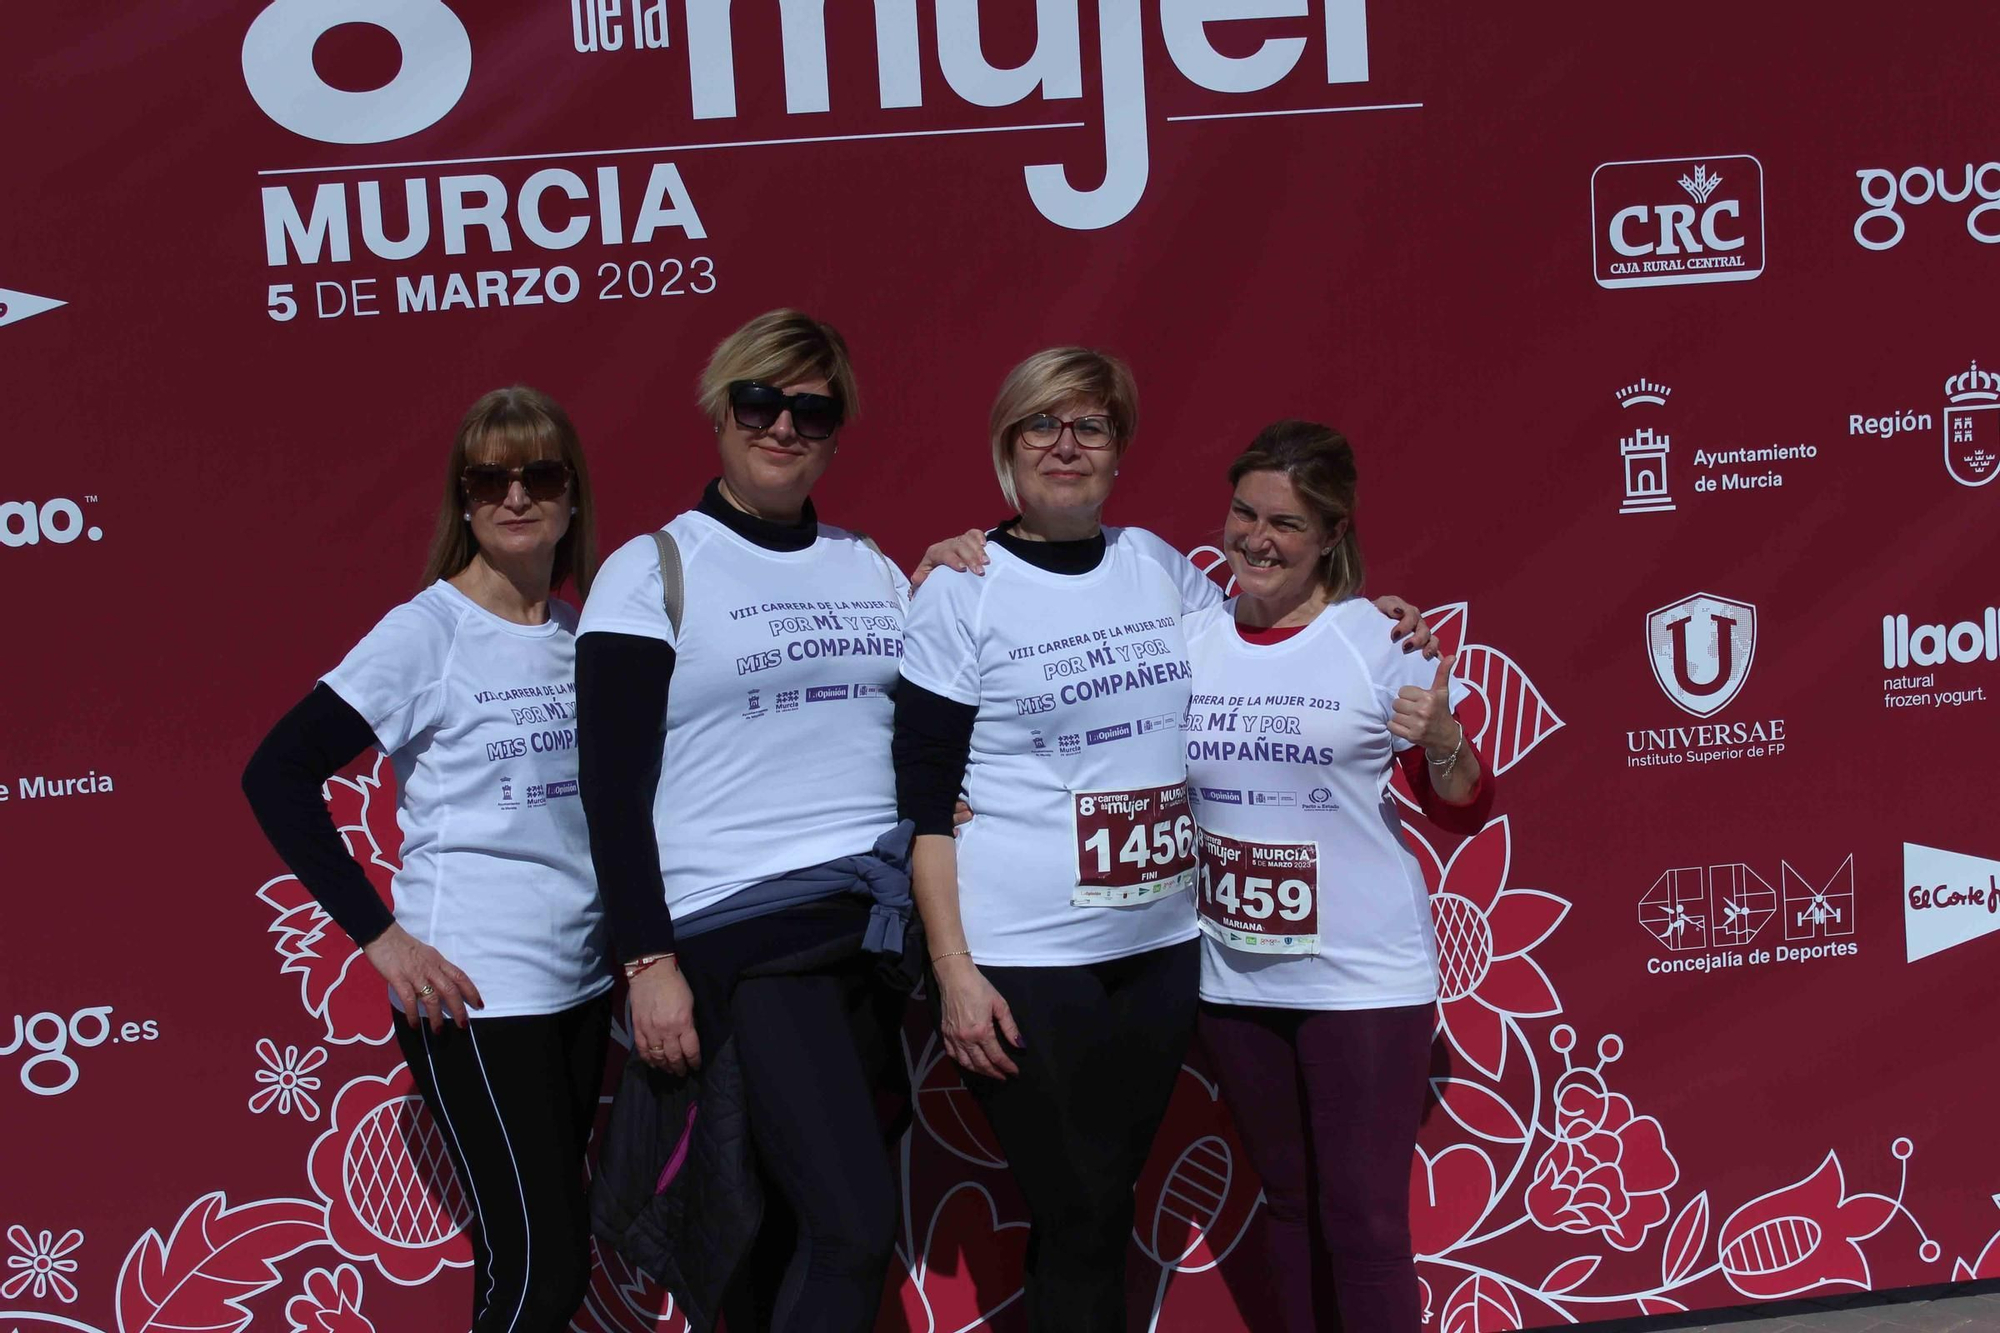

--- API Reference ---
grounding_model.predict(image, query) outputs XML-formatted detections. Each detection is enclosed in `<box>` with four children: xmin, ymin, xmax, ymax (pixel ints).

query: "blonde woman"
<box><xmin>580</xmin><ymin>310</ymin><xmax>918</xmax><ymax>1332</ymax></box>
<box><xmin>244</xmin><ymin>386</ymin><xmax>609</xmax><ymax>1333</ymax></box>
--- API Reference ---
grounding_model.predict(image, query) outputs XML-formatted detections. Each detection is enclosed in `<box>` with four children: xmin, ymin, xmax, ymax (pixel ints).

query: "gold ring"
<box><xmin>418</xmin><ymin>984</ymin><xmax>437</xmax><ymax>997</ymax></box>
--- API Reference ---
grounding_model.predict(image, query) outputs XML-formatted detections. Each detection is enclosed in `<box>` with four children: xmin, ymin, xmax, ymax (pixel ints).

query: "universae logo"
<box><xmin>1645</xmin><ymin>592</ymin><xmax>1756</xmax><ymax>718</ymax></box>
<box><xmin>241</xmin><ymin>0</ymin><xmax>1381</xmax><ymax>232</ymax></box>
<box><xmin>1592</xmin><ymin>155</ymin><xmax>1766</xmax><ymax>289</ymax></box>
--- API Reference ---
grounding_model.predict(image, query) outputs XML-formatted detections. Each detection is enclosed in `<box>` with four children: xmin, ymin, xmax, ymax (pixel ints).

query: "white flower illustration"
<box><xmin>250</xmin><ymin>1038</ymin><xmax>329</xmax><ymax>1120</ymax></box>
<box><xmin>3</xmin><ymin>1224</ymin><xmax>83</xmax><ymax>1303</ymax></box>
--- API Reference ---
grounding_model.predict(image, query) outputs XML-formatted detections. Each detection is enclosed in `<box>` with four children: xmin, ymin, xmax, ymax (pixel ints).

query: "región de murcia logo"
<box><xmin>1943</xmin><ymin>360</ymin><xmax>1999</xmax><ymax>487</ymax></box>
<box><xmin>1846</xmin><ymin>356</ymin><xmax>1998</xmax><ymax>490</ymax></box>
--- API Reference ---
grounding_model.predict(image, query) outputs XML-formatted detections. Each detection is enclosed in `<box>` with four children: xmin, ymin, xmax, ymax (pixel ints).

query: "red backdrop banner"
<box><xmin>4</xmin><ymin>3</ymin><xmax>1998</xmax><ymax>1330</ymax></box>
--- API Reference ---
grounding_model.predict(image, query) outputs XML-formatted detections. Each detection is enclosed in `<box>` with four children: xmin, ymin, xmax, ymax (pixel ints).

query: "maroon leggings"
<box><xmin>1197</xmin><ymin>1001</ymin><xmax>1433</xmax><ymax>1333</ymax></box>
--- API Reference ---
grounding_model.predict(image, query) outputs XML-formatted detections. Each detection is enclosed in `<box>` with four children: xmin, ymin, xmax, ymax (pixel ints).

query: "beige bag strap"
<box><xmin>649</xmin><ymin>530</ymin><xmax>685</xmax><ymax>638</ymax></box>
<box><xmin>847</xmin><ymin>531</ymin><xmax>902</xmax><ymax>598</ymax></box>
<box><xmin>652</xmin><ymin>528</ymin><xmax>892</xmax><ymax>637</ymax></box>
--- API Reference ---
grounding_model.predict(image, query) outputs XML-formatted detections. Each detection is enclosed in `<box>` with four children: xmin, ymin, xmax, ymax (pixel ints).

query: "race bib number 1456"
<box><xmin>1072</xmin><ymin>782</ymin><xmax>1197</xmax><ymax>906</ymax></box>
<box><xmin>1197</xmin><ymin>830</ymin><xmax>1319</xmax><ymax>954</ymax></box>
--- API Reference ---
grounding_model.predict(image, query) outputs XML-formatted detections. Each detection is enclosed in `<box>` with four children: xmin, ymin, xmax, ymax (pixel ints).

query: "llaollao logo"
<box><xmin>0</xmin><ymin>498</ymin><xmax>103</xmax><ymax>548</ymax></box>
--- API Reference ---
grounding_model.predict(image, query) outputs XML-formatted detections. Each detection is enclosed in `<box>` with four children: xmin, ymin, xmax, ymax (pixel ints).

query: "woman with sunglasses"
<box><xmin>1186</xmin><ymin>421</ymin><xmax>1490</xmax><ymax>1333</ymax></box>
<box><xmin>243</xmin><ymin>386</ymin><xmax>609</xmax><ymax>1333</ymax></box>
<box><xmin>893</xmin><ymin>349</ymin><xmax>1431</xmax><ymax>1329</ymax></box>
<box><xmin>577</xmin><ymin>309</ymin><xmax>916</xmax><ymax>1332</ymax></box>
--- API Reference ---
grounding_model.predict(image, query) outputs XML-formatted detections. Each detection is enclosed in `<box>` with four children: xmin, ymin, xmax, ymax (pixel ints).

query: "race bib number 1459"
<box><xmin>1072</xmin><ymin>782</ymin><xmax>1197</xmax><ymax>906</ymax></box>
<box><xmin>1197</xmin><ymin>830</ymin><xmax>1320</xmax><ymax>954</ymax></box>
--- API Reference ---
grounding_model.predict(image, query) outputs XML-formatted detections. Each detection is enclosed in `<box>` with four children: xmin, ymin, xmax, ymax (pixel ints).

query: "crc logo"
<box><xmin>1646</xmin><ymin>592</ymin><xmax>1757</xmax><ymax>718</ymax></box>
<box><xmin>1592</xmin><ymin>155</ymin><xmax>1766</xmax><ymax>289</ymax></box>
<box><xmin>1854</xmin><ymin>163</ymin><xmax>2000</xmax><ymax>251</ymax></box>
<box><xmin>1</xmin><ymin>498</ymin><xmax>103</xmax><ymax>547</ymax></box>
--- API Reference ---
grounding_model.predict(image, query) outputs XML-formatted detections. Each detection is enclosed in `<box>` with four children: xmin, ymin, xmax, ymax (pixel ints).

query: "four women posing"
<box><xmin>244</xmin><ymin>311</ymin><xmax>1489</xmax><ymax>1333</ymax></box>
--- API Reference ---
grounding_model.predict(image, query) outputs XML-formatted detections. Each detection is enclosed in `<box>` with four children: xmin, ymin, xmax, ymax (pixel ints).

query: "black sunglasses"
<box><xmin>462</xmin><ymin>460</ymin><xmax>572</xmax><ymax>505</ymax></box>
<box><xmin>728</xmin><ymin>380</ymin><xmax>843</xmax><ymax>441</ymax></box>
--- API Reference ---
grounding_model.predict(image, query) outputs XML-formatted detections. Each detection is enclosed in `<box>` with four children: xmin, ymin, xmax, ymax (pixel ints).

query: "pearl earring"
<box><xmin>570</xmin><ymin>506</ymin><xmax>579</xmax><ymax>515</ymax></box>
<box><xmin>463</xmin><ymin>512</ymin><xmax>472</xmax><ymax>522</ymax></box>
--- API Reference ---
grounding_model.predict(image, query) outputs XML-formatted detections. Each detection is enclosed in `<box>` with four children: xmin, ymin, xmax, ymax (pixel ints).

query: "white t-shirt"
<box><xmin>1184</xmin><ymin>596</ymin><xmax>1470</xmax><ymax>1010</ymax></box>
<box><xmin>900</xmin><ymin>527</ymin><xmax>1222</xmax><ymax>966</ymax></box>
<box><xmin>322</xmin><ymin>580</ymin><xmax>609</xmax><ymax>1017</ymax></box>
<box><xmin>578</xmin><ymin>510</ymin><xmax>909</xmax><ymax>920</ymax></box>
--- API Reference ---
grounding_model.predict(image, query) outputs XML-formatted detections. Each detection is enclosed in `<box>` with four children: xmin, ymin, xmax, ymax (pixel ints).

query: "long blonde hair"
<box><xmin>420</xmin><ymin>386</ymin><xmax>598</xmax><ymax>598</ymax></box>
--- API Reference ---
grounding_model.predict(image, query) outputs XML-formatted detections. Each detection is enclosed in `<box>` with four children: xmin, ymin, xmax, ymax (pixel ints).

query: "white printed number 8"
<box><xmin>242</xmin><ymin>0</ymin><xmax>471</xmax><ymax>144</ymax></box>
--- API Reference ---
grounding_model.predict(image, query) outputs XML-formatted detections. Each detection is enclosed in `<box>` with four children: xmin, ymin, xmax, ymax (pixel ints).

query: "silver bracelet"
<box><xmin>1425</xmin><ymin>723</ymin><xmax>1464</xmax><ymax>773</ymax></box>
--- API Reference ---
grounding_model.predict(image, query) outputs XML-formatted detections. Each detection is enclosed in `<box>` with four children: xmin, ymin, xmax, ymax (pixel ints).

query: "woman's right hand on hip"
<box><xmin>629</xmin><ymin>960</ymin><xmax>701</xmax><ymax>1076</ymax></box>
<box><xmin>935</xmin><ymin>956</ymin><xmax>1022</xmax><ymax>1079</ymax></box>
<box><xmin>362</xmin><ymin>923</ymin><xmax>485</xmax><ymax>1031</ymax></box>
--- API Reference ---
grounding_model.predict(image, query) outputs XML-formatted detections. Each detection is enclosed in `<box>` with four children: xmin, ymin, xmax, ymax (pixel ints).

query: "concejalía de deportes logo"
<box><xmin>241</xmin><ymin>0</ymin><xmax>1388</xmax><ymax>233</ymax></box>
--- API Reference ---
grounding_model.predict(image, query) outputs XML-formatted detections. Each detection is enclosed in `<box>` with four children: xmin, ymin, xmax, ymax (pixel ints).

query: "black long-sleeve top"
<box><xmin>576</xmin><ymin>480</ymin><xmax>819</xmax><ymax>964</ymax></box>
<box><xmin>892</xmin><ymin>523</ymin><xmax>1103</xmax><ymax>836</ymax></box>
<box><xmin>242</xmin><ymin>683</ymin><xmax>397</xmax><ymax>945</ymax></box>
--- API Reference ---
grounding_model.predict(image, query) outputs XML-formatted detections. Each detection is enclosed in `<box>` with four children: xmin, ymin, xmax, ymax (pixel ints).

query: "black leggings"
<box><xmin>963</xmin><ymin>939</ymin><xmax>1200</xmax><ymax>1333</ymax></box>
<box><xmin>731</xmin><ymin>958</ymin><xmax>902</xmax><ymax>1333</ymax></box>
<box><xmin>394</xmin><ymin>990</ymin><xmax>611</xmax><ymax>1333</ymax></box>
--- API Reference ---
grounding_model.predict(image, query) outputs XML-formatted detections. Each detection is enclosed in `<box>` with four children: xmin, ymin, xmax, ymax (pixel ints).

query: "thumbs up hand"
<box><xmin>1389</xmin><ymin>654</ymin><xmax>1462</xmax><ymax>756</ymax></box>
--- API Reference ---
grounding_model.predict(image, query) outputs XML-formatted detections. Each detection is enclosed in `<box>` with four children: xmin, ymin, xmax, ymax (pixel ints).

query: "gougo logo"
<box><xmin>2</xmin><ymin>1004</ymin><xmax>161</xmax><ymax>1096</ymax></box>
<box><xmin>1853</xmin><ymin>163</ymin><xmax>2000</xmax><ymax>250</ymax></box>
<box><xmin>241</xmin><ymin>0</ymin><xmax>1376</xmax><ymax>231</ymax></box>
<box><xmin>0</xmin><ymin>498</ymin><xmax>104</xmax><ymax>548</ymax></box>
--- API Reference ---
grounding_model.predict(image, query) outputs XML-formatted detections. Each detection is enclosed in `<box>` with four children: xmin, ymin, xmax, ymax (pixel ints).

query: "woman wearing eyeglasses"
<box><xmin>243</xmin><ymin>386</ymin><xmax>609</xmax><ymax>1333</ymax></box>
<box><xmin>577</xmin><ymin>310</ymin><xmax>917</xmax><ymax>1332</ymax></box>
<box><xmin>893</xmin><ymin>349</ymin><xmax>1431</xmax><ymax>1329</ymax></box>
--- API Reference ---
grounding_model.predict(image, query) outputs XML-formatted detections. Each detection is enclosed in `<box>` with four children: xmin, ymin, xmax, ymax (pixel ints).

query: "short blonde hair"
<box><xmin>987</xmin><ymin>347</ymin><xmax>1138</xmax><ymax>509</ymax></box>
<box><xmin>697</xmin><ymin>309</ymin><xmax>859</xmax><ymax>426</ymax></box>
